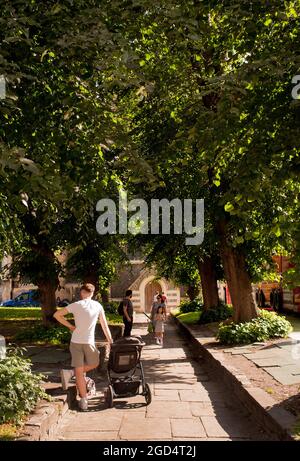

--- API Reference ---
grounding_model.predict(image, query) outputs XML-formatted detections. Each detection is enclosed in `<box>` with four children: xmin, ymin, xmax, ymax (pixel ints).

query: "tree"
<box><xmin>0</xmin><ymin>0</ymin><xmax>124</xmax><ymax>325</ymax></box>
<box><xmin>65</xmin><ymin>237</ymin><xmax>128</xmax><ymax>303</ymax></box>
<box><xmin>1</xmin><ymin>0</ymin><xmax>299</xmax><ymax>326</ymax></box>
<box><xmin>99</xmin><ymin>0</ymin><xmax>300</xmax><ymax>322</ymax></box>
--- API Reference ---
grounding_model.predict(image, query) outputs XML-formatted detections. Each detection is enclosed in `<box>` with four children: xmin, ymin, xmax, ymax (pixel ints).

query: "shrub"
<box><xmin>105</xmin><ymin>313</ymin><xmax>123</xmax><ymax>324</ymax></box>
<box><xmin>217</xmin><ymin>310</ymin><xmax>292</xmax><ymax>345</ymax></box>
<box><xmin>0</xmin><ymin>424</ymin><xmax>18</xmax><ymax>441</ymax></box>
<box><xmin>0</xmin><ymin>347</ymin><xmax>49</xmax><ymax>425</ymax></box>
<box><xmin>259</xmin><ymin>309</ymin><xmax>293</xmax><ymax>337</ymax></box>
<box><xmin>199</xmin><ymin>304</ymin><xmax>233</xmax><ymax>325</ymax></box>
<box><xmin>103</xmin><ymin>301</ymin><xmax>119</xmax><ymax>315</ymax></box>
<box><xmin>15</xmin><ymin>324</ymin><xmax>71</xmax><ymax>345</ymax></box>
<box><xmin>179</xmin><ymin>298</ymin><xmax>203</xmax><ymax>314</ymax></box>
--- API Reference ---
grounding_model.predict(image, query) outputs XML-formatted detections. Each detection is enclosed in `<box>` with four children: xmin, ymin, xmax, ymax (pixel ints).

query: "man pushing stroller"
<box><xmin>54</xmin><ymin>283</ymin><xmax>113</xmax><ymax>411</ymax></box>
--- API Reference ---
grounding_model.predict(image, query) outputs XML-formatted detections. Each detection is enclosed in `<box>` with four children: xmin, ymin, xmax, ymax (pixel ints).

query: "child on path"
<box><xmin>154</xmin><ymin>306</ymin><xmax>166</xmax><ymax>346</ymax></box>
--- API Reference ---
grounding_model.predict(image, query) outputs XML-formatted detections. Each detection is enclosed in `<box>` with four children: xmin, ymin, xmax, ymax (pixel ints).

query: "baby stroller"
<box><xmin>105</xmin><ymin>336</ymin><xmax>152</xmax><ymax>408</ymax></box>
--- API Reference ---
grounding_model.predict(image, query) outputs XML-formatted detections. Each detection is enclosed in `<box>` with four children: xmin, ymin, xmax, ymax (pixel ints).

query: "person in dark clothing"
<box><xmin>256</xmin><ymin>288</ymin><xmax>266</xmax><ymax>307</ymax></box>
<box><xmin>270</xmin><ymin>289</ymin><xmax>275</xmax><ymax>309</ymax></box>
<box><xmin>122</xmin><ymin>289</ymin><xmax>134</xmax><ymax>337</ymax></box>
<box><xmin>272</xmin><ymin>288</ymin><xmax>283</xmax><ymax>312</ymax></box>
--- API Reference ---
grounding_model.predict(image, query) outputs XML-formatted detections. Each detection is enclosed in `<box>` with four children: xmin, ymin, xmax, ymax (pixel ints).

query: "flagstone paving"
<box><xmin>239</xmin><ymin>340</ymin><xmax>300</xmax><ymax>385</ymax></box>
<box><xmin>52</xmin><ymin>318</ymin><xmax>272</xmax><ymax>441</ymax></box>
<box><xmin>204</xmin><ymin>322</ymin><xmax>300</xmax><ymax>386</ymax></box>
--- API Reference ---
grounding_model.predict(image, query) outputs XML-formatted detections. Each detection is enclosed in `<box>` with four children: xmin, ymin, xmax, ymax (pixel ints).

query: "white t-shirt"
<box><xmin>66</xmin><ymin>298</ymin><xmax>103</xmax><ymax>345</ymax></box>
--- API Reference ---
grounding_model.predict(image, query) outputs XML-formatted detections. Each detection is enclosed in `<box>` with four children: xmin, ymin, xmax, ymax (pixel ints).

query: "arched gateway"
<box><xmin>109</xmin><ymin>262</ymin><xmax>182</xmax><ymax>312</ymax></box>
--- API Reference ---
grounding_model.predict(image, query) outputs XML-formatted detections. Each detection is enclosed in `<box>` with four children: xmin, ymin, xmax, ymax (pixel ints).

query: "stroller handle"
<box><xmin>143</xmin><ymin>312</ymin><xmax>152</xmax><ymax>321</ymax></box>
<box><xmin>112</xmin><ymin>335</ymin><xmax>146</xmax><ymax>347</ymax></box>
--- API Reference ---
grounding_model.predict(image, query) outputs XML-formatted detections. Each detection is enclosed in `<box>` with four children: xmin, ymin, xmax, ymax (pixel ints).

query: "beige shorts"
<box><xmin>70</xmin><ymin>342</ymin><xmax>100</xmax><ymax>368</ymax></box>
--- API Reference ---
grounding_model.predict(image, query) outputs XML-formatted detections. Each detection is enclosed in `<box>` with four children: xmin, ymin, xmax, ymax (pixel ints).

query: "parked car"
<box><xmin>1</xmin><ymin>290</ymin><xmax>71</xmax><ymax>308</ymax></box>
<box><xmin>1</xmin><ymin>289</ymin><xmax>40</xmax><ymax>307</ymax></box>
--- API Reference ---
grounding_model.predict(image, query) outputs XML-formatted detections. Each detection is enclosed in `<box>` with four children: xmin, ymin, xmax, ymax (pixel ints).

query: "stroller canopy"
<box><xmin>112</xmin><ymin>336</ymin><xmax>146</xmax><ymax>348</ymax></box>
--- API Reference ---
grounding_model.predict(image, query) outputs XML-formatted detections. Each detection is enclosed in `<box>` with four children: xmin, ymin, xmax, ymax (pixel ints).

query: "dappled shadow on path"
<box><xmin>80</xmin><ymin>321</ymin><xmax>270</xmax><ymax>439</ymax></box>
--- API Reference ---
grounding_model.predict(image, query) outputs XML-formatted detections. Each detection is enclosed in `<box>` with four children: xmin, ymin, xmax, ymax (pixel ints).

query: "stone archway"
<box><xmin>144</xmin><ymin>280</ymin><xmax>162</xmax><ymax>313</ymax></box>
<box><xmin>139</xmin><ymin>275</ymin><xmax>168</xmax><ymax>312</ymax></box>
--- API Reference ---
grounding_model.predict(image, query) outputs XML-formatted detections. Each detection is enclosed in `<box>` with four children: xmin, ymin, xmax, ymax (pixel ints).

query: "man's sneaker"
<box><xmin>60</xmin><ymin>369</ymin><xmax>74</xmax><ymax>391</ymax></box>
<box><xmin>78</xmin><ymin>397</ymin><xmax>88</xmax><ymax>411</ymax></box>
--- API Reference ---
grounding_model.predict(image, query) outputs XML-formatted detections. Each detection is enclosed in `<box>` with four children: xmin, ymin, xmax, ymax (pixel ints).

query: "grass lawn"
<box><xmin>176</xmin><ymin>311</ymin><xmax>201</xmax><ymax>324</ymax></box>
<box><xmin>0</xmin><ymin>307</ymin><xmax>122</xmax><ymax>344</ymax></box>
<box><xmin>0</xmin><ymin>307</ymin><xmax>122</xmax><ymax>323</ymax></box>
<box><xmin>170</xmin><ymin>307</ymin><xmax>180</xmax><ymax>317</ymax></box>
<box><xmin>0</xmin><ymin>307</ymin><xmax>42</xmax><ymax>320</ymax></box>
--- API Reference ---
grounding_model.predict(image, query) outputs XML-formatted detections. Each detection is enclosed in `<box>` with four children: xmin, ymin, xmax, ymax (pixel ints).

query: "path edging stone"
<box><xmin>17</xmin><ymin>386</ymin><xmax>77</xmax><ymax>441</ymax></box>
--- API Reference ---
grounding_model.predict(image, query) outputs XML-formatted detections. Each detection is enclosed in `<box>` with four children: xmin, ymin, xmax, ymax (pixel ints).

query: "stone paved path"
<box><xmin>221</xmin><ymin>335</ymin><xmax>300</xmax><ymax>386</ymax></box>
<box><xmin>52</xmin><ymin>318</ymin><xmax>272</xmax><ymax>441</ymax></box>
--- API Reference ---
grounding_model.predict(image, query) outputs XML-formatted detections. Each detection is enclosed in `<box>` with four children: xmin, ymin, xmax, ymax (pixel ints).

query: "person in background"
<box><xmin>161</xmin><ymin>291</ymin><xmax>168</xmax><ymax>312</ymax></box>
<box><xmin>54</xmin><ymin>283</ymin><xmax>113</xmax><ymax>411</ymax></box>
<box><xmin>159</xmin><ymin>293</ymin><xmax>167</xmax><ymax>317</ymax></box>
<box><xmin>153</xmin><ymin>290</ymin><xmax>160</xmax><ymax>303</ymax></box>
<box><xmin>122</xmin><ymin>289</ymin><xmax>134</xmax><ymax>337</ymax></box>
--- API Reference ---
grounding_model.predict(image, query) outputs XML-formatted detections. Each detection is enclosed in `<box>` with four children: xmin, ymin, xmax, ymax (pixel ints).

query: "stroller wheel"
<box><xmin>106</xmin><ymin>385</ymin><xmax>114</xmax><ymax>408</ymax></box>
<box><xmin>144</xmin><ymin>383</ymin><xmax>152</xmax><ymax>405</ymax></box>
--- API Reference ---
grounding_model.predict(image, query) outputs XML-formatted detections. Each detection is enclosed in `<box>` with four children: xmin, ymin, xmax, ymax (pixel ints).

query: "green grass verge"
<box><xmin>176</xmin><ymin>311</ymin><xmax>202</xmax><ymax>324</ymax></box>
<box><xmin>0</xmin><ymin>307</ymin><xmax>42</xmax><ymax>320</ymax></box>
<box><xmin>0</xmin><ymin>307</ymin><xmax>122</xmax><ymax>324</ymax></box>
<box><xmin>0</xmin><ymin>307</ymin><xmax>122</xmax><ymax>346</ymax></box>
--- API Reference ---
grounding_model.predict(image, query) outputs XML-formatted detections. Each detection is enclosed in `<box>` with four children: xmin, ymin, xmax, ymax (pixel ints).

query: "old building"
<box><xmin>0</xmin><ymin>254</ymin><xmax>185</xmax><ymax>311</ymax></box>
<box><xmin>109</xmin><ymin>258</ymin><xmax>184</xmax><ymax>312</ymax></box>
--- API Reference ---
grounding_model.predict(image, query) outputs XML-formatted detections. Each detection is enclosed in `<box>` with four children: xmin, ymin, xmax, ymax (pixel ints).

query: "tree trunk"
<box><xmin>38</xmin><ymin>280</ymin><xmax>57</xmax><ymax>327</ymax></box>
<box><xmin>187</xmin><ymin>285</ymin><xmax>200</xmax><ymax>301</ymax></box>
<box><xmin>10</xmin><ymin>279</ymin><xmax>15</xmax><ymax>300</ymax></box>
<box><xmin>198</xmin><ymin>256</ymin><xmax>219</xmax><ymax>310</ymax></box>
<box><xmin>29</xmin><ymin>244</ymin><xmax>59</xmax><ymax>328</ymax></box>
<box><xmin>217</xmin><ymin>221</ymin><xmax>259</xmax><ymax>323</ymax></box>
